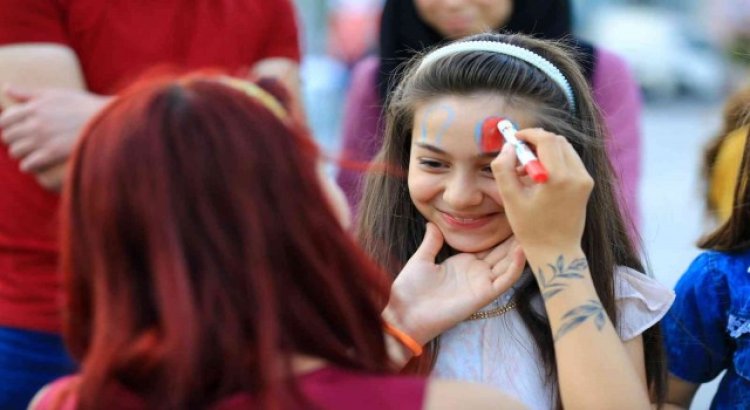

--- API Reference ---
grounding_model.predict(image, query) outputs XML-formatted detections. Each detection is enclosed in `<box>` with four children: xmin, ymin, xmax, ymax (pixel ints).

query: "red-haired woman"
<box><xmin>29</xmin><ymin>75</ymin><xmax>527</xmax><ymax>409</ymax></box>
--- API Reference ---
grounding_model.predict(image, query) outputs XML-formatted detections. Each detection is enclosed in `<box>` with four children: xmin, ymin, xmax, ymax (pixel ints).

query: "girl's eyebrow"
<box><xmin>414</xmin><ymin>142</ymin><xmax>447</xmax><ymax>155</ymax></box>
<box><xmin>415</xmin><ymin>142</ymin><xmax>498</xmax><ymax>159</ymax></box>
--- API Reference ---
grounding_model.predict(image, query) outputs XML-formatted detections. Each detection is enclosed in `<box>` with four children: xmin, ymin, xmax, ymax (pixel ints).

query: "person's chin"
<box><xmin>443</xmin><ymin>235</ymin><xmax>498</xmax><ymax>254</ymax></box>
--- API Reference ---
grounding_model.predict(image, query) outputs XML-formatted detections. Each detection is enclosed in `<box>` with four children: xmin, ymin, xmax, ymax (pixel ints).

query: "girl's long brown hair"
<box><xmin>61</xmin><ymin>76</ymin><xmax>393</xmax><ymax>409</ymax></box>
<box><xmin>357</xmin><ymin>32</ymin><xmax>665</xmax><ymax>405</ymax></box>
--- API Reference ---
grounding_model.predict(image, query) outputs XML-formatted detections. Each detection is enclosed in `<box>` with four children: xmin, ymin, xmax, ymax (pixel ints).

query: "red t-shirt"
<box><xmin>0</xmin><ymin>0</ymin><xmax>301</xmax><ymax>333</ymax></box>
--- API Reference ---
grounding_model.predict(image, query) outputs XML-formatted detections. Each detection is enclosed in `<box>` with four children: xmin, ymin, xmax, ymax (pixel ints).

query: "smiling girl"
<box><xmin>358</xmin><ymin>32</ymin><xmax>674</xmax><ymax>409</ymax></box>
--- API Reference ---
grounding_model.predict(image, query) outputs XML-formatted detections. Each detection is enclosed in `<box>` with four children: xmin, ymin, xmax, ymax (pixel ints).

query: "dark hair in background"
<box><xmin>61</xmin><ymin>75</ymin><xmax>393</xmax><ymax>409</ymax></box>
<box><xmin>700</xmin><ymin>125</ymin><xmax>750</xmax><ymax>251</ymax></box>
<box><xmin>378</xmin><ymin>0</ymin><xmax>594</xmax><ymax>101</ymax></box>
<box><xmin>359</xmin><ymin>32</ymin><xmax>665</xmax><ymax>406</ymax></box>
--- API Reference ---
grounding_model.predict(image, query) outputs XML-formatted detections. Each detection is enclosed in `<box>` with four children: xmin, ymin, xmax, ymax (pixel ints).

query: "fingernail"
<box><xmin>503</xmin><ymin>144</ymin><xmax>515</xmax><ymax>157</ymax></box>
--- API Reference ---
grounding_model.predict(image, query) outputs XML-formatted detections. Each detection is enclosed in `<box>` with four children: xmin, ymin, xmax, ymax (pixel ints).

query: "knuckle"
<box><xmin>490</xmin><ymin>158</ymin><xmax>503</xmax><ymax>171</ymax></box>
<box><xmin>584</xmin><ymin>176</ymin><xmax>595</xmax><ymax>189</ymax></box>
<box><xmin>25</xmin><ymin>117</ymin><xmax>40</xmax><ymax>133</ymax></box>
<box><xmin>9</xmin><ymin>144</ymin><xmax>28</xmax><ymax>159</ymax></box>
<box><xmin>535</xmin><ymin>131</ymin><xmax>552</xmax><ymax>142</ymax></box>
<box><xmin>25</xmin><ymin>103</ymin><xmax>39</xmax><ymax>116</ymax></box>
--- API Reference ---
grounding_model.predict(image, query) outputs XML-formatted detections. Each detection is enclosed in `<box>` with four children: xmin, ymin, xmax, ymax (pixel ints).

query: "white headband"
<box><xmin>416</xmin><ymin>40</ymin><xmax>576</xmax><ymax>112</ymax></box>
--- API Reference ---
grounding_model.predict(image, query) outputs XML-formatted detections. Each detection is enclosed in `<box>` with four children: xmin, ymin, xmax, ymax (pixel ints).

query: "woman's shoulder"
<box><xmin>592</xmin><ymin>46</ymin><xmax>632</xmax><ymax>77</ymax></box>
<box><xmin>297</xmin><ymin>366</ymin><xmax>428</xmax><ymax>409</ymax></box>
<box><xmin>349</xmin><ymin>55</ymin><xmax>380</xmax><ymax>93</ymax></box>
<box><xmin>238</xmin><ymin>368</ymin><xmax>522</xmax><ymax>410</ymax></box>
<box><xmin>685</xmin><ymin>248</ymin><xmax>750</xmax><ymax>283</ymax></box>
<box><xmin>670</xmin><ymin>249</ymin><xmax>750</xmax><ymax>320</ymax></box>
<box><xmin>590</xmin><ymin>46</ymin><xmax>639</xmax><ymax>98</ymax></box>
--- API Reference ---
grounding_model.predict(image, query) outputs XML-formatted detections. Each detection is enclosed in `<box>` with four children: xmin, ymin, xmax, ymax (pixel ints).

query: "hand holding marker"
<box><xmin>481</xmin><ymin>117</ymin><xmax>548</xmax><ymax>183</ymax></box>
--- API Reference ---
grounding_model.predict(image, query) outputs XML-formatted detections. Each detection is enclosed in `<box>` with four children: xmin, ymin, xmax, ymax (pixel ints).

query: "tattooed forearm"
<box><xmin>554</xmin><ymin>300</ymin><xmax>606</xmax><ymax>341</ymax></box>
<box><xmin>536</xmin><ymin>255</ymin><xmax>588</xmax><ymax>300</ymax></box>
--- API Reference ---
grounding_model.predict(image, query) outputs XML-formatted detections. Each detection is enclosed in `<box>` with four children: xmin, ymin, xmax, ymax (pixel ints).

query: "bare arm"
<box><xmin>662</xmin><ymin>373</ymin><xmax>699</xmax><ymax>410</ymax></box>
<box><xmin>492</xmin><ymin>129</ymin><xmax>651</xmax><ymax>409</ymax></box>
<box><xmin>0</xmin><ymin>44</ymin><xmax>110</xmax><ymax>191</ymax></box>
<box><xmin>0</xmin><ymin>43</ymin><xmax>85</xmax><ymax>107</ymax></box>
<box><xmin>624</xmin><ymin>336</ymin><xmax>648</xmax><ymax>390</ymax></box>
<box><xmin>251</xmin><ymin>57</ymin><xmax>305</xmax><ymax>124</ymax></box>
<box><xmin>527</xmin><ymin>245</ymin><xmax>650</xmax><ymax>409</ymax></box>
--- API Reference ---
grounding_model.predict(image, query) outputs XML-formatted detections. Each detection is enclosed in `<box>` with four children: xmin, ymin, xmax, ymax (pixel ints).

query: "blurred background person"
<box><xmin>702</xmin><ymin>86</ymin><xmax>750</xmax><ymax>224</ymax></box>
<box><xmin>0</xmin><ymin>1</ymin><xmax>301</xmax><ymax>408</ymax></box>
<box><xmin>659</xmin><ymin>84</ymin><xmax>750</xmax><ymax>410</ymax></box>
<box><xmin>662</xmin><ymin>123</ymin><xmax>750</xmax><ymax>409</ymax></box>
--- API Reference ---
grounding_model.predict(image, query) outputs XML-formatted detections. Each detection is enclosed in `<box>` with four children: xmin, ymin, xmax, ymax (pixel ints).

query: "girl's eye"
<box><xmin>418</xmin><ymin>159</ymin><xmax>447</xmax><ymax>170</ymax></box>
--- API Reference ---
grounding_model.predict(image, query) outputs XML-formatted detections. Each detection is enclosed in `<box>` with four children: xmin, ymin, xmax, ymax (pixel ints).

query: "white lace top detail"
<box><xmin>431</xmin><ymin>266</ymin><xmax>675</xmax><ymax>410</ymax></box>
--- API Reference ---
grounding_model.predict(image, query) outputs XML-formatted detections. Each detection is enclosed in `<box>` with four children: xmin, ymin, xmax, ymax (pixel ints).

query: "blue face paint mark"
<box><xmin>474</xmin><ymin>119</ymin><xmax>485</xmax><ymax>149</ymax></box>
<box><xmin>419</xmin><ymin>104</ymin><xmax>456</xmax><ymax>146</ymax></box>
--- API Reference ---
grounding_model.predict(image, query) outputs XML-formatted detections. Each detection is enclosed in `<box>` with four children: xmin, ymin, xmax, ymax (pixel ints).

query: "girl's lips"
<box><xmin>439</xmin><ymin>211</ymin><xmax>499</xmax><ymax>229</ymax></box>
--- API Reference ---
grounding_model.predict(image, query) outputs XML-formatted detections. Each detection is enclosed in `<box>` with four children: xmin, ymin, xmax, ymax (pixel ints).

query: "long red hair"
<box><xmin>61</xmin><ymin>75</ymin><xmax>392</xmax><ymax>409</ymax></box>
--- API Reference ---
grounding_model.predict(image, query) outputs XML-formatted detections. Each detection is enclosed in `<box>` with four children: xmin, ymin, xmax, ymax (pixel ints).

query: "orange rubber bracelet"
<box><xmin>384</xmin><ymin>321</ymin><xmax>423</xmax><ymax>357</ymax></box>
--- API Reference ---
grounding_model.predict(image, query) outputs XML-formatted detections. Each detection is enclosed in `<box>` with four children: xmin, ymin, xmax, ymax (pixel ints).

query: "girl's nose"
<box><xmin>442</xmin><ymin>173</ymin><xmax>483</xmax><ymax>209</ymax></box>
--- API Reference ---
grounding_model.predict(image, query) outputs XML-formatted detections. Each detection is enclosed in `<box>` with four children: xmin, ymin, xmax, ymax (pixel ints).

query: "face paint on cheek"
<box><xmin>419</xmin><ymin>104</ymin><xmax>456</xmax><ymax>146</ymax></box>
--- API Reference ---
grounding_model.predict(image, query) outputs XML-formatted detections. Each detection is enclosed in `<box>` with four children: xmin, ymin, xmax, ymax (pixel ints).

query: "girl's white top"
<box><xmin>432</xmin><ymin>266</ymin><xmax>675</xmax><ymax>410</ymax></box>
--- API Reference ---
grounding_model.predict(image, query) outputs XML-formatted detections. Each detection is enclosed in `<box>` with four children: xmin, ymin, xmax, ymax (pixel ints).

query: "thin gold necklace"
<box><xmin>464</xmin><ymin>300</ymin><xmax>517</xmax><ymax>321</ymax></box>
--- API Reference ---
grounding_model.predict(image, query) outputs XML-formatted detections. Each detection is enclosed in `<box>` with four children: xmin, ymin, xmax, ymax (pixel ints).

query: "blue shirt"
<box><xmin>663</xmin><ymin>249</ymin><xmax>750</xmax><ymax>409</ymax></box>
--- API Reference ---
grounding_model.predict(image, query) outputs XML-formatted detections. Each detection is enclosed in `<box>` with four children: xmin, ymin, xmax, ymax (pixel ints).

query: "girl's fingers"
<box><xmin>481</xmin><ymin>236</ymin><xmax>516</xmax><ymax>266</ymax></box>
<box><xmin>413</xmin><ymin>222</ymin><xmax>444</xmax><ymax>263</ymax></box>
<box><xmin>514</xmin><ymin>128</ymin><xmax>567</xmax><ymax>176</ymax></box>
<box><xmin>557</xmin><ymin>139</ymin><xmax>595</xmax><ymax>191</ymax></box>
<box><xmin>491</xmin><ymin>142</ymin><xmax>523</xmax><ymax>201</ymax></box>
<box><xmin>8</xmin><ymin>136</ymin><xmax>36</xmax><ymax>159</ymax></box>
<box><xmin>0</xmin><ymin>105</ymin><xmax>33</xmax><ymax>139</ymax></box>
<box><xmin>560</xmin><ymin>139</ymin><xmax>587</xmax><ymax>175</ymax></box>
<box><xmin>2</xmin><ymin>84</ymin><xmax>37</xmax><ymax>104</ymax></box>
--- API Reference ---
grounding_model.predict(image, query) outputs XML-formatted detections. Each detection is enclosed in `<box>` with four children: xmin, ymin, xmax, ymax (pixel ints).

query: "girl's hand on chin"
<box><xmin>385</xmin><ymin>223</ymin><xmax>525</xmax><ymax>345</ymax></box>
<box><xmin>491</xmin><ymin>128</ymin><xmax>593</xmax><ymax>252</ymax></box>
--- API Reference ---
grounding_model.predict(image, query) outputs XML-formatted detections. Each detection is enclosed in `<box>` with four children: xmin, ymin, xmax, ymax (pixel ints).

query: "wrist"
<box><xmin>523</xmin><ymin>244</ymin><xmax>585</xmax><ymax>264</ymax></box>
<box><xmin>382</xmin><ymin>303</ymin><xmax>430</xmax><ymax>347</ymax></box>
<box><xmin>383</xmin><ymin>321</ymin><xmax>423</xmax><ymax>357</ymax></box>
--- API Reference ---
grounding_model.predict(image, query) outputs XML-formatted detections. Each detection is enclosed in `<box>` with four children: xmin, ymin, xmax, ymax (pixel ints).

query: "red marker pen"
<box><xmin>496</xmin><ymin>119</ymin><xmax>548</xmax><ymax>183</ymax></box>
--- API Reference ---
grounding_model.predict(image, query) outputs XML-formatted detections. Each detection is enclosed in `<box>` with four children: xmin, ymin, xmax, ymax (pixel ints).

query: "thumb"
<box><xmin>414</xmin><ymin>222</ymin><xmax>444</xmax><ymax>262</ymax></box>
<box><xmin>2</xmin><ymin>84</ymin><xmax>37</xmax><ymax>103</ymax></box>
<box><xmin>491</xmin><ymin>142</ymin><xmax>522</xmax><ymax>200</ymax></box>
